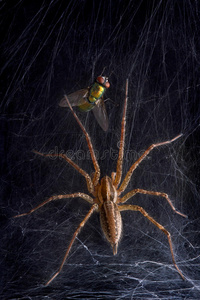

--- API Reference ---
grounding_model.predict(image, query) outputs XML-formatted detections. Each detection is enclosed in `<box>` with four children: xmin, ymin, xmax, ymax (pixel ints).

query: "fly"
<box><xmin>59</xmin><ymin>76</ymin><xmax>110</xmax><ymax>131</ymax></box>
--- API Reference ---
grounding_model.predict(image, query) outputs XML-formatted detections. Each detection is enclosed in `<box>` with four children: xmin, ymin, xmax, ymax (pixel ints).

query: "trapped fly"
<box><xmin>59</xmin><ymin>75</ymin><xmax>110</xmax><ymax>131</ymax></box>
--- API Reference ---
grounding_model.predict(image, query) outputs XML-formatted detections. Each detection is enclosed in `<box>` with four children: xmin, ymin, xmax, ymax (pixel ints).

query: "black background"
<box><xmin>1</xmin><ymin>0</ymin><xmax>200</xmax><ymax>299</ymax></box>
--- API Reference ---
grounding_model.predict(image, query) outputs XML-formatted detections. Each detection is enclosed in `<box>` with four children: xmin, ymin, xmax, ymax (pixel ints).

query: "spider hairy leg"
<box><xmin>32</xmin><ymin>150</ymin><xmax>94</xmax><ymax>194</ymax></box>
<box><xmin>13</xmin><ymin>193</ymin><xmax>94</xmax><ymax>218</ymax></box>
<box><xmin>119</xmin><ymin>188</ymin><xmax>187</xmax><ymax>218</ymax></box>
<box><xmin>114</xmin><ymin>79</ymin><xmax>128</xmax><ymax>188</ymax></box>
<box><xmin>45</xmin><ymin>204</ymin><xmax>98</xmax><ymax>286</ymax></box>
<box><xmin>118</xmin><ymin>133</ymin><xmax>183</xmax><ymax>194</ymax></box>
<box><xmin>119</xmin><ymin>204</ymin><xmax>185</xmax><ymax>280</ymax></box>
<box><xmin>64</xmin><ymin>95</ymin><xmax>100</xmax><ymax>187</ymax></box>
<box><xmin>111</xmin><ymin>172</ymin><xmax>116</xmax><ymax>181</ymax></box>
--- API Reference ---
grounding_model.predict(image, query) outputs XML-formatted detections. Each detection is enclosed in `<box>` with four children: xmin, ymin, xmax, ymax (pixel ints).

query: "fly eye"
<box><xmin>105</xmin><ymin>82</ymin><xmax>110</xmax><ymax>88</ymax></box>
<box><xmin>96</xmin><ymin>76</ymin><xmax>105</xmax><ymax>84</ymax></box>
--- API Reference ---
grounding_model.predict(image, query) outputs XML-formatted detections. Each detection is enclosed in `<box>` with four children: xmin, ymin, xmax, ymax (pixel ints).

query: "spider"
<box><xmin>14</xmin><ymin>79</ymin><xmax>187</xmax><ymax>285</ymax></box>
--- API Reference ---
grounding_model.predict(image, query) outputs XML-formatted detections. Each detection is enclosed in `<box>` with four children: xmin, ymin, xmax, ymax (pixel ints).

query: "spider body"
<box><xmin>98</xmin><ymin>175</ymin><xmax>122</xmax><ymax>255</ymax></box>
<box><xmin>14</xmin><ymin>79</ymin><xmax>186</xmax><ymax>285</ymax></box>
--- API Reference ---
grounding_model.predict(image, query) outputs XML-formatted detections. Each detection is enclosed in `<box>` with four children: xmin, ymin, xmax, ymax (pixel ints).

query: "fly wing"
<box><xmin>92</xmin><ymin>98</ymin><xmax>109</xmax><ymax>131</ymax></box>
<box><xmin>59</xmin><ymin>89</ymin><xmax>88</xmax><ymax>107</ymax></box>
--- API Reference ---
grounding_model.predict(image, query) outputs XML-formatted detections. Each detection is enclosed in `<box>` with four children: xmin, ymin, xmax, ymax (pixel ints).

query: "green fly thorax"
<box><xmin>78</xmin><ymin>78</ymin><xmax>108</xmax><ymax>112</ymax></box>
<box><xmin>88</xmin><ymin>82</ymin><xmax>106</xmax><ymax>103</ymax></box>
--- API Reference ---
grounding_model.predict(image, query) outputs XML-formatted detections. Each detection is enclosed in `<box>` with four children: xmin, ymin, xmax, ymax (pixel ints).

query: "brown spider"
<box><xmin>14</xmin><ymin>79</ymin><xmax>187</xmax><ymax>285</ymax></box>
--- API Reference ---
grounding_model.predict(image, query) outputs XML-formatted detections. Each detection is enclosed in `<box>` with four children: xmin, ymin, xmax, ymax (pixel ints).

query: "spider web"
<box><xmin>1</xmin><ymin>0</ymin><xmax>200</xmax><ymax>299</ymax></box>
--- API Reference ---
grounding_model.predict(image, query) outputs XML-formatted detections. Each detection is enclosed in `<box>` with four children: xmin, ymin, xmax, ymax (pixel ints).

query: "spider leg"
<box><xmin>64</xmin><ymin>95</ymin><xmax>100</xmax><ymax>187</ymax></box>
<box><xmin>33</xmin><ymin>150</ymin><xmax>94</xmax><ymax>194</ymax></box>
<box><xmin>118</xmin><ymin>134</ymin><xmax>183</xmax><ymax>194</ymax></box>
<box><xmin>118</xmin><ymin>188</ymin><xmax>187</xmax><ymax>218</ymax></box>
<box><xmin>13</xmin><ymin>193</ymin><xmax>94</xmax><ymax>218</ymax></box>
<box><xmin>45</xmin><ymin>203</ymin><xmax>97</xmax><ymax>286</ymax></box>
<box><xmin>119</xmin><ymin>204</ymin><xmax>185</xmax><ymax>280</ymax></box>
<box><xmin>114</xmin><ymin>79</ymin><xmax>128</xmax><ymax>188</ymax></box>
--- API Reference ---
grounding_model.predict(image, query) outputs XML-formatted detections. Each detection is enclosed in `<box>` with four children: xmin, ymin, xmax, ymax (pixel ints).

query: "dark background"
<box><xmin>1</xmin><ymin>0</ymin><xmax>200</xmax><ymax>299</ymax></box>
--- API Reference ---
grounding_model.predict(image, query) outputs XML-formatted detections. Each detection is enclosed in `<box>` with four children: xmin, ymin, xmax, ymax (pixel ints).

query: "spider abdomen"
<box><xmin>100</xmin><ymin>201</ymin><xmax>122</xmax><ymax>255</ymax></box>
